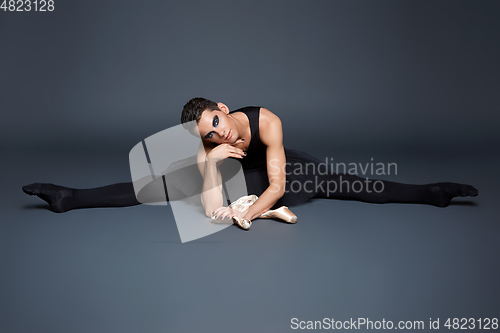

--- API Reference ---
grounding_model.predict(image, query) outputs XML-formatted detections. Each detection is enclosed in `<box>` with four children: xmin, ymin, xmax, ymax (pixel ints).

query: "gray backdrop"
<box><xmin>2</xmin><ymin>0</ymin><xmax>498</xmax><ymax>152</ymax></box>
<box><xmin>1</xmin><ymin>1</ymin><xmax>499</xmax><ymax>332</ymax></box>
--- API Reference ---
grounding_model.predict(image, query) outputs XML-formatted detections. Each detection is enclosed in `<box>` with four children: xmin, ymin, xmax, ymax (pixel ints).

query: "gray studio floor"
<box><xmin>1</xmin><ymin>145</ymin><xmax>499</xmax><ymax>333</ymax></box>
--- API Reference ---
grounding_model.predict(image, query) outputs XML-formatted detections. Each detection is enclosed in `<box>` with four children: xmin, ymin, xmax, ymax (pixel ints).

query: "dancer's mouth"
<box><xmin>226</xmin><ymin>130</ymin><xmax>231</xmax><ymax>141</ymax></box>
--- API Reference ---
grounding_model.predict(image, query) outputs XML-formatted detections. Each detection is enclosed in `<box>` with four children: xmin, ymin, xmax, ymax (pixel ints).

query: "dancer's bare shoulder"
<box><xmin>259</xmin><ymin>107</ymin><xmax>283</xmax><ymax>146</ymax></box>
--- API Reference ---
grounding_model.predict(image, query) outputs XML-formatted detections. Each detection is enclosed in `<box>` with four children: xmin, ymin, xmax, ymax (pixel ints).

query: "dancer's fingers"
<box><xmin>231</xmin><ymin>138</ymin><xmax>245</xmax><ymax>146</ymax></box>
<box><xmin>219</xmin><ymin>209</ymin><xmax>233</xmax><ymax>220</ymax></box>
<box><xmin>227</xmin><ymin>145</ymin><xmax>246</xmax><ymax>155</ymax></box>
<box><xmin>228</xmin><ymin>152</ymin><xmax>245</xmax><ymax>159</ymax></box>
<box><xmin>213</xmin><ymin>206</ymin><xmax>232</xmax><ymax>220</ymax></box>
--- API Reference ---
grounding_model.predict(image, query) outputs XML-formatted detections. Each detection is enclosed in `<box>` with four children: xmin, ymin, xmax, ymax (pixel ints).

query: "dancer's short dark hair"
<box><xmin>180</xmin><ymin>97</ymin><xmax>220</xmax><ymax>124</ymax></box>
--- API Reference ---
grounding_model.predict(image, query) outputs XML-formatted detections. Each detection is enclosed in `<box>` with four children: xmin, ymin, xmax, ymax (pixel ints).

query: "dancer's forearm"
<box><xmin>201</xmin><ymin>157</ymin><xmax>223</xmax><ymax>216</ymax></box>
<box><xmin>243</xmin><ymin>186</ymin><xmax>285</xmax><ymax>221</ymax></box>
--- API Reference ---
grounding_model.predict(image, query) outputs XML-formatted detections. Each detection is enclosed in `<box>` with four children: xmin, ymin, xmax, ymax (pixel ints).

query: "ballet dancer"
<box><xmin>23</xmin><ymin>97</ymin><xmax>478</xmax><ymax>230</ymax></box>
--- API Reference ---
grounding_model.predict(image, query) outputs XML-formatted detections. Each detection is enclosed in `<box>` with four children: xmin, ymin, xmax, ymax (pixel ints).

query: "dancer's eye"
<box><xmin>204</xmin><ymin>116</ymin><xmax>219</xmax><ymax>139</ymax></box>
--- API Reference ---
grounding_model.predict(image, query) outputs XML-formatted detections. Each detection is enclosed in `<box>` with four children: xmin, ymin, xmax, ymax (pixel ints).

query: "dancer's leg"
<box><xmin>314</xmin><ymin>173</ymin><xmax>478</xmax><ymax>207</ymax></box>
<box><xmin>22</xmin><ymin>182</ymin><xmax>141</xmax><ymax>213</ymax></box>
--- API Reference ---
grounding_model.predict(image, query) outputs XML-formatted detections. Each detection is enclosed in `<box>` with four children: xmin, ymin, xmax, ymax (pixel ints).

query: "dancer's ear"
<box><xmin>217</xmin><ymin>102</ymin><xmax>230</xmax><ymax>114</ymax></box>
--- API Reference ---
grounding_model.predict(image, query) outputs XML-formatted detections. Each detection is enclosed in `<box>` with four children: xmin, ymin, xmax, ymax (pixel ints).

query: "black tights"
<box><xmin>22</xmin><ymin>182</ymin><xmax>141</xmax><ymax>213</ymax></box>
<box><xmin>312</xmin><ymin>173</ymin><xmax>477</xmax><ymax>206</ymax></box>
<box><xmin>22</xmin><ymin>177</ymin><xmax>478</xmax><ymax>213</ymax></box>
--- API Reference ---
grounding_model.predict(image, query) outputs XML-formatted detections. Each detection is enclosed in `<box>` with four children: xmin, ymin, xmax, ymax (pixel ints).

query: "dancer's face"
<box><xmin>197</xmin><ymin>103</ymin><xmax>238</xmax><ymax>145</ymax></box>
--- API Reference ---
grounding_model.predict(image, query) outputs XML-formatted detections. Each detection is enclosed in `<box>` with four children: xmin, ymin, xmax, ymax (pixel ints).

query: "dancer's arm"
<box><xmin>197</xmin><ymin>140</ymin><xmax>245</xmax><ymax>217</ymax></box>
<box><xmin>197</xmin><ymin>141</ymin><xmax>223</xmax><ymax>216</ymax></box>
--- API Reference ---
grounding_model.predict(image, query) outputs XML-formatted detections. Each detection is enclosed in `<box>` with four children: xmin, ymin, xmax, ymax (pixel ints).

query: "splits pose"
<box><xmin>23</xmin><ymin>97</ymin><xmax>478</xmax><ymax>229</ymax></box>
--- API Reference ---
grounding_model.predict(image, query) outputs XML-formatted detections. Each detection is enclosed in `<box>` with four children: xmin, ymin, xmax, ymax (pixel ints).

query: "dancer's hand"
<box><xmin>206</xmin><ymin>139</ymin><xmax>246</xmax><ymax>163</ymax></box>
<box><xmin>212</xmin><ymin>206</ymin><xmax>247</xmax><ymax>222</ymax></box>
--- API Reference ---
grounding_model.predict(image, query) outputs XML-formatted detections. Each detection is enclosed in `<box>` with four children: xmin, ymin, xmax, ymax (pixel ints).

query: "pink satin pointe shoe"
<box><xmin>259</xmin><ymin>206</ymin><xmax>298</xmax><ymax>224</ymax></box>
<box><xmin>211</xmin><ymin>195</ymin><xmax>257</xmax><ymax>228</ymax></box>
<box><xmin>228</xmin><ymin>195</ymin><xmax>257</xmax><ymax>230</ymax></box>
<box><xmin>228</xmin><ymin>195</ymin><xmax>258</xmax><ymax>212</ymax></box>
<box><xmin>232</xmin><ymin>216</ymin><xmax>252</xmax><ymax>230</ymax></box>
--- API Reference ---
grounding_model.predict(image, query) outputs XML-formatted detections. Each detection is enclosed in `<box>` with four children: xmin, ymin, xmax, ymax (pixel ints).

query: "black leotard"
<box><xmin>231</xmin><ymin>106</ymin><xmax>318</xmax><ymax>208</ymax></box>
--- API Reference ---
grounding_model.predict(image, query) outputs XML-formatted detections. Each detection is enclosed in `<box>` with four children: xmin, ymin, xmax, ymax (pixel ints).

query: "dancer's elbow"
<box><xmin>203</xmin><ymin>203</ymin><xmax>217</xmax><ymax>218</ymax></box>
<box><xmin>201</xmin><ymin>195</ymin><xmax>222</xmax><ymax>218</ymax></box>
<box><xmin>270</xmin><ymin>184</ymin><xmax>286</xmax><ymax>200</ymax></box>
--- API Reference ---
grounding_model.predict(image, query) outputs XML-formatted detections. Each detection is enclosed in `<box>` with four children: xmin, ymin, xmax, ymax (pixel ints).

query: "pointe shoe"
<box><xmin>232</xmin><ymin>216</ymin><xmax>252</xmax><ymax>230</ymax></box>
<box><xmin>259</xmin><ymin>206</ymin><xmax>298</xmax><ymax>224</ymax></box>
<box><xmin>229</xmin><ymin>195</ymin><xmax>258</xmax><ymax>212</ymax></box>
<box><xmin>227</xmin><ymin>195</ymin><xmax>257</xmax><ymax>229</ymax></box>
<box><xmin>211</xmin><ymin>195</ymin><xmax>258</xmax><ymax>225</ymax></box>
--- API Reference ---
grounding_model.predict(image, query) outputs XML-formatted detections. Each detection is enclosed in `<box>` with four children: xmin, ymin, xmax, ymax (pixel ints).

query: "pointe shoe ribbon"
<box><xmin>229</xmin><ymin>194</ymin><xmax>258</xmax><ymax>212</ymax></box>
